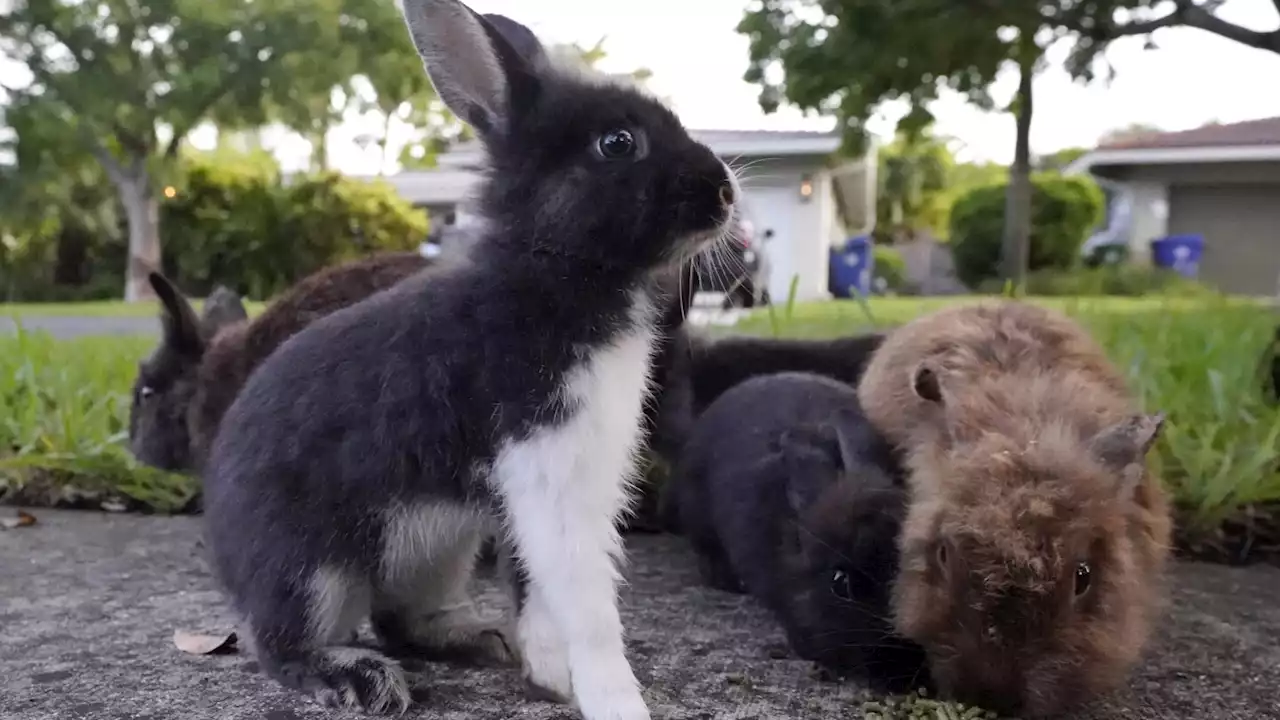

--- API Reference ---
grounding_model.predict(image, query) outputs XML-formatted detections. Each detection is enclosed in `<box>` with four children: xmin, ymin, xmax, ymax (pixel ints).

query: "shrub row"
<box><xmin>161</xmin><ymin>160</ymin><xmax>428</xmax><ymax>299</ymax></box>
<box><xmin>1</xmin><ymin>157</ymin><xmax>429</xmax><ymax>302</ymax></box>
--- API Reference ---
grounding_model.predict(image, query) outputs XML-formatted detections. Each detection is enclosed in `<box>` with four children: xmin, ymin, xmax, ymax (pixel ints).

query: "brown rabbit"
<box><xmin>130</xmin><ymin>251</ymin><xmax>435</xmax><ymax>478</ymax></box>
<box><xmin>857</xmin><ymin>300</ymin><xmax>1172</xmax><ymax>718</ymax></box>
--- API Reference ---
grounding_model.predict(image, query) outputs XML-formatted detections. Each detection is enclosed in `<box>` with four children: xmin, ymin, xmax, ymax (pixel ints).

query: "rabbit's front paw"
<box><xmin>571</xmin><ymin>666</ymin><xmax>650</xmax><ymax>720</ymax></box>
<box><xmin>521</xmin><ymin>646</ymin><xmax>573</xmax><ymax>704</ymax></box>
<box><xmin>516</xmin><ymin>596</ymin><xmax>573</xmax><ymax>703</ymax></box>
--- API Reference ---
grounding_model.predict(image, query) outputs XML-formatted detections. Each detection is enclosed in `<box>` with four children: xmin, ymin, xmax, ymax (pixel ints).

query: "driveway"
<box><xmin>0</xmin><ymin>316</ymin><xmax>159</xmax><ymax>339</ymax></box>
<box><xmin>2</xmin><ymin>510</ymin><xmax>1278</xmax><ymax>720</ymax></box>
<box><xmin>1</xmin><ymin>293</ymin><xmax>741</xmax><ymax>341</ymax></box>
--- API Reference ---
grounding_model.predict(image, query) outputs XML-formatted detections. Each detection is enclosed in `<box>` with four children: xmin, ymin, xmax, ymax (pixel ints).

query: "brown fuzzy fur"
<box><xmin>188</xmin><ymin>252</ymin><xmax>434</xmax><ymax>469</ymax></box>
<box><xmin>857</xmin><ymin>300</ymin><xmax>1172</xmax><ymax>718</ymax></box>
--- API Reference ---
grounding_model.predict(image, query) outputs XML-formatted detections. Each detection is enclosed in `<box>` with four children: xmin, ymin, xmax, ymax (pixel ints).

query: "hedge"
<box><xmin>949</xmin><ymin>173</ymin><xmax>1105</xmax><ymax>289</ymax></box>
<box><xmin>161</xmin><ymin>159</ymin><xmax>429</xmax><ymax>300</ymax></box>
<box><xmin>2</xmin><ymin>156</ymin><xmax>430</xmax><ymax>302</ymax></box>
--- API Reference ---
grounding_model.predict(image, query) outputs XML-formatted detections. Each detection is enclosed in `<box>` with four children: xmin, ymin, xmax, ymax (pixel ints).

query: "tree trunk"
<box><xmin>379</xmin><ymin>111</ymin><xmax>395</xmax><ymax>176</ymax></box>
<box><xmin>1002</xmin><ymin>50</ymin><xmax>1035</xmax><ymax>289</ymax></box>
<box><xmin>117</xmin><ymin>170</ymin><xmax>162</xmax><ymax>302</ymax></box>
<box><xmin>311</xmin><ymin>129</ymin><xmax>329</xmax><ymax>172</ymax></box>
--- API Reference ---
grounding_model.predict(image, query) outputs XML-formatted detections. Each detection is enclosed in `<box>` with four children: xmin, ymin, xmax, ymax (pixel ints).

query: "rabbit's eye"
<box><xmin>935</xmin><ymin>542</ymin><xmax>948</xmax><ymax>569</ymax></box>
<box><xmin>597</xmin><ymin>128</ymin><xmax>636</xmax><ymax>159</ymax></box>
<box><xmin>1074</xmin><ymin>562</ymin><xmax>1092</xmax><ymax>596</ymax></box>
<box><xmin>138</xmin><ymin>385</ymin><xmax>156</xmax><ymax>401</ymax></box>
<box><xmin>830</xmin><ymin>569</ymin><xmax>853</xmax><ymax>601</ymax></box>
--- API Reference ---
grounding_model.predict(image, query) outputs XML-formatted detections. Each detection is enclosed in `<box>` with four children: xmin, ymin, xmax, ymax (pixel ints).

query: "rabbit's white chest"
<box><xmin>493</xmin><ymin>294</ymin><xmax>658</xmax><ymax>533</ymax></box>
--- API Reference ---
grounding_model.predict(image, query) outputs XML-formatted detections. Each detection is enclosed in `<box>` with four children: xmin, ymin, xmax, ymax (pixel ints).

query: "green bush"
<box><xmin>160</xmin><ymin>155</ymin><xmax>281</xmax><ymax>297</ymax></box>
<box><xmin>274</xmin><ymin>172</ymin><xmax>429</xmax><ymax>294</ymax></box>
<box><xmin>872</xmin><ymin>245</ymin><xmax>910</xmax><ymax>293</ymax></box>
<box><xmin>977</xmin><ymin>264</ymin><xmax>1217</xmax><ymax>298</ymax></box>
<box><xmin>161</xmin><ymin>159</ymin><xmax>429</xmax><ymax>300</ymax></box>
<box><xmin>949</xmin><ymin>173</ymin><xmax>1106</xmax><ymax>288</ymax></box>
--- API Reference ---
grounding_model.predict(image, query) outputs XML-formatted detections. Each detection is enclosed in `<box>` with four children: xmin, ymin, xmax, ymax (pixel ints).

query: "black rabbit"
<box><xmin>687</xmin><ymin>331</ymin><xmax>886</xmax><ymax>416</ymax></box>
<box><xmin>129</xmin><ymin>277</ymin><xmax>248</xmax><ymax>473</ymax></box>
<box><xmin>200</xmin><ymin>1</ymin><xmax>738</xmax><ymax>717</ymax></box>
<box><xmin>666</xmin><ymin>371</ymin><xmax>927</xmax><ymax>692</ymax></box>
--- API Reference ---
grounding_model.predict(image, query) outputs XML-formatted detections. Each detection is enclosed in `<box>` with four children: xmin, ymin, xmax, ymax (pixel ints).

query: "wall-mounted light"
<box><xmin>799</xmin><ymin>174</ymin><xmax>814</xmax><ymax>202</ymax></box>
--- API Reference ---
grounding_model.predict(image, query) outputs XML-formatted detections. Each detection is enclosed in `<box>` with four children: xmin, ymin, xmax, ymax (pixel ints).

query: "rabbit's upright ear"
<box><xmin>200</xmin><ymin>285</ymin><xmax>248</xmax><ymax>338</ymax></box>
<box><xmin>398</xmin><ymin>0</ymin><xmax>545</xmax><ymax>140</ymax></box>
<box><xmin>149</xmin><ymin>272</ymin><xmax>204</xmax><ymax>357</ymax></box>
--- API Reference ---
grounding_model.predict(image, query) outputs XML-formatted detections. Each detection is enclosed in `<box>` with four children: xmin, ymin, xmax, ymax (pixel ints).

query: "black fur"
<box><xmin>666</xmin><ymin>371</ymin><xmax>927</xmax><ymax>692</ymax></box>
<box><xmin>687</xmin><ymin>332</ymin><xmax>886</xmax><ymax>415</ymax></box>
<box><xmin>130</xmin><ymin>273</ymin><xmax>246</xmax><ymax>472</ymax></box>
<box><xmin>202</xmin><ymin>1</ymin><xmax>734</xmax><ymax>714</ymax></box>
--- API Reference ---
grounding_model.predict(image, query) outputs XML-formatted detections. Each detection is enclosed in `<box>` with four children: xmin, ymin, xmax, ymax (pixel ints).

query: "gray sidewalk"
<box><xmin>2</xmin><ymin>510</ymin><xmax>1278</xmax><ymax>719</ymax></box>
<box><xmin>1</xmin><ymin>316</ymin><xmax>160</xmax><ymax>339</ymax></box>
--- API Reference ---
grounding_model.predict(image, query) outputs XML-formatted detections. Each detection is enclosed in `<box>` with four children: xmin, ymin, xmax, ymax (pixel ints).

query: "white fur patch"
<box><xmin>379</xmin><ymin>501</ymin><xmax>488</xmax><ymax>588</ymax></box>
<box><xmin>492</xmin><ymin>291</ymin><xmax>658</xmax><ymax>720</ymax></box>
<box><xmin>307</xmin><ymin>566</ymin><xmax>371</xmax><ymax>645</ymax></box>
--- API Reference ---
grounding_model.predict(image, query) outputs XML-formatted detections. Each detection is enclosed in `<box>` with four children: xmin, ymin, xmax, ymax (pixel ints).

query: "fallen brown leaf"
<box><xmin>172</xmin><ymin>629</ymin><xmax>238</xmax><ymax>656</ymax></box>
<box><xmin>0</xmin><ymin>510</ymin><xmax>37</xmax><ymax>530</ymax></box>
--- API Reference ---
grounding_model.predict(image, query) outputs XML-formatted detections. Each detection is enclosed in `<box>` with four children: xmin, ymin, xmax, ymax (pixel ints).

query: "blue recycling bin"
<box><xmin>828</xmin><ymin>235</ymin><xmax>874</xmax><ymax>298</ymax></box>
<box><xmin>1150</xmin><ymin>234</ymin><xmax>1204</xmax><ymax>278</ymax></box>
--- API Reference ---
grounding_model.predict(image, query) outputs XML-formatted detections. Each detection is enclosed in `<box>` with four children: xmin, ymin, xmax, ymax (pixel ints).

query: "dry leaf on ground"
<box><xmin>173</xmin><ymin>629</ymin><xmax>238</xmax><ymax>655</ymax></box>
<box><xmin>0</xmin><ymin>511</ymin><xmax>37</xmax><ymax>530</ymax></box>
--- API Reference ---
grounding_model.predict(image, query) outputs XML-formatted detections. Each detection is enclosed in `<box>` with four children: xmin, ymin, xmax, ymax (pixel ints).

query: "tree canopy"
<box><xmin>0</xmin><ymin>0</ymin><xmax>432</xmax><ymax>300</ymax></box>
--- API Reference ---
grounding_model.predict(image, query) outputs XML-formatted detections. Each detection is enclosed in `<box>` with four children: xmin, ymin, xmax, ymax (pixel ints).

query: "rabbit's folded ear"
<box><xmin>776</xmin><ymin>427</ymin><xmax>834</xmax><ymax>514</ymax></box>
<box><xmin>398</xmin><ymin>0</ymin><xmax>544</xmax><ymax>139</ymax></box>
<box><xmin>149</xmin><ymin>271</ymin><xmax>204</xmax><ymax>357</ymax></box>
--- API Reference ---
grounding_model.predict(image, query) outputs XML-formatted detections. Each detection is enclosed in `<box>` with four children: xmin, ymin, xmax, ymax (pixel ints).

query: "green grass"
<box><xmin>0</xmin><ymin>327</ymin><xmax>196</xmax><ymax>512</ymax></box>
<box><xmin>736</xmin><ymin>294</ymin><xmax>1280</xmax><ymax>546</ymax></box>
<box><xmin>2</xmin><ymin>299</ymin><xmax>268</xmax><ymax>318</ymax></box>
<box><xmin>2</xmin><ymin>293</ymin><xmax>1278</xmax><ymax>547</ymax></box>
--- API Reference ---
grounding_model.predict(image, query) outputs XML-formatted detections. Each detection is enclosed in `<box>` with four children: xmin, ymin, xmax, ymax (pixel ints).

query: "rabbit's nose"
<box><xmin>718</xmin><ymin>182</ymin><xmax>735</xmax><ymax>208</ymax></box>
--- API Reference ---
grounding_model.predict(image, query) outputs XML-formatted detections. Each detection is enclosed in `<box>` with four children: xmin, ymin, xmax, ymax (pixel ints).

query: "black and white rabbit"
<box><xmin>200</xmin><ymin>1</ymin><xmax>738</xmax><ymax>717</ymax></box>
<box><xmin>666</xmin><ymin>371</ymin><xmax>927</xmax><ymax>692</ymax></box>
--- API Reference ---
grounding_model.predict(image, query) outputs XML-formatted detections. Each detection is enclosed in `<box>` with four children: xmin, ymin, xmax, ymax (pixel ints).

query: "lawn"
<box><xmin>2</xmin><ymin>293</ymin><xmax>1278</xmax><ymax>562</ymax></box>
<box><xmin>0</xmin><ymin>329</ymin><xmax>197</xmax><ymax>512</ymax></box>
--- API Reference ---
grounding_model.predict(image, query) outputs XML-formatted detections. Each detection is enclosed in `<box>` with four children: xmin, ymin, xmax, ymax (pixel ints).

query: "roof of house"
<box><xmin>438</xmin><ymin>128</ymin><xmax>845</xmax><ymax>169</ymax></box>
<box><xmin>1100</xmin><ymin>116</ymin><xmax>1280</xmax><ymax>150</ymax></box>
<box><xmin>1066</xmin><ymin>116</ymin><xmax>1280</xmax><ymax>174</ymax></box>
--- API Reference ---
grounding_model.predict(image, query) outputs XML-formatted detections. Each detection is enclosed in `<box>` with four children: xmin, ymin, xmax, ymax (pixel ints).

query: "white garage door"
<box><xmin>741</xmin><ymin>185</ymin><xmax>798</xmax><ymax>302</ymax></box>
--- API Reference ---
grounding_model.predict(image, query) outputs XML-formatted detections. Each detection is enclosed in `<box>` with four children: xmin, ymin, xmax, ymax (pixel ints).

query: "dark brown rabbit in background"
<box><xmin>129</xmin><ymin>251</ymin><xmax>433</xmax><ymax>477</ymax></box>
<box><xmin>667</xmin><ymin>371</ymin><xmax>927</xmax><ymax>692</ymax></box>
<box><xmin>858</xmin><ymin>300</ymin><xmax>1173</xmax><ymax>718</ymax></box>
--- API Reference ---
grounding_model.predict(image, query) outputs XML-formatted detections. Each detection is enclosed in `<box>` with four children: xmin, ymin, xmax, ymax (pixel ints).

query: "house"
<box><xmin>377</xmin><ymin>129</ymin><xmax>876</xmax><ymax>302</ymax></box>
<box><xmin>1066</xmin><ymin>117</ymin><xmax>1280</xmax><ymax>296</ymax></box>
